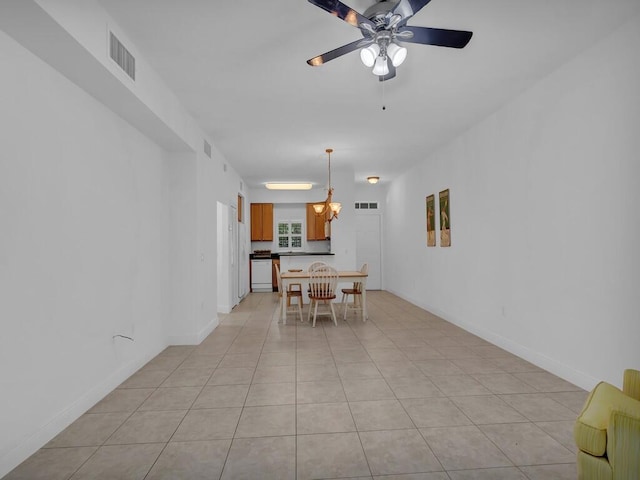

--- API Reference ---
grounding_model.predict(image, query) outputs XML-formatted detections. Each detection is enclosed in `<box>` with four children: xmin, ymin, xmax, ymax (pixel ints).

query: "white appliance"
<box><xmin>251</xmin><ymin>259</ymin><xmax>272</xmax><ymax>292</ymax></box>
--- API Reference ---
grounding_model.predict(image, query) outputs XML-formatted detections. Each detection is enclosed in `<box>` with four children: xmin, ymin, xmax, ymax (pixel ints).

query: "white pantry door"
<box><xmin>356</xmin><ymin>214</ymin><xmax>382</xmax><ymax>290</ymax></box>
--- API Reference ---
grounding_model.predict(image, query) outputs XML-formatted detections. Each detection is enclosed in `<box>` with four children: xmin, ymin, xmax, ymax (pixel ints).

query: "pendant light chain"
<box><xmin>327</xmin><ymin>148</ymin><xmax>332</xmax><ymax>192</ymax></box>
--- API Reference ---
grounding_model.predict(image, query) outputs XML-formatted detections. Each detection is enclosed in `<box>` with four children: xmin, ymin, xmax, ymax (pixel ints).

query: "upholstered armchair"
<box><xmin>574</xmin><ymin>369</ymin><xmax>640</xmax><ymax>479</ymax></box>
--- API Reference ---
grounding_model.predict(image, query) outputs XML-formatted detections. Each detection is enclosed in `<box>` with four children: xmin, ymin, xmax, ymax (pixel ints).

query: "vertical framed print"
<box><xmin>439</xmin><ymin>189</ymin><xmax>451</xmax><ymax>247</ymax></box>
<box><xmin>426</xmin><ymin>194</ymin><xmax>436</xmax><ymax>247</ymax></box>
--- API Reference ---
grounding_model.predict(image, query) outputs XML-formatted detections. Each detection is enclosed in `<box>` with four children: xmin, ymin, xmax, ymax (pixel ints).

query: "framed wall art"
<box><xmin>426</xmin><ymin>194</ymin><xmax>436</xmax><ymax>247</ymax></box>
<box><xmin>439</xmin><ymin>189</ymin><xmax>451</xmax><ymax>247</ymax></box>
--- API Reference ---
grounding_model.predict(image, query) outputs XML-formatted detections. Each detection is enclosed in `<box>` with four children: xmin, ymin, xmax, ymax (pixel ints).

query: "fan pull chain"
<box><xmin>381</xmin><ymin>76</ymin><xmax>386</xmax><ymax>111</ymax></box>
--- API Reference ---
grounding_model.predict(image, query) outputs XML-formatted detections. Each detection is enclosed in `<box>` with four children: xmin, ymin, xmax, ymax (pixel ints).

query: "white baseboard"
<box><xmin>167</xmin><ymin>316</ymin><xmax>219</xmax><ymax>346</ymax></box>
<box><xmin>217</xmin><ymin>303</ymin><xmax>232</xmax><ymax>314</ymax></box>
<box><xmin>197</xmin><ymin>316</ymin><xmax>219</xmax><ymax>343</ymax></box>
<box><xmin>0</xmin><ymin>343</ymin><xmax>165</xmax><ymax>478</ymax></box>
<box><xmin>387</xmin><ymin>288</ymin><xmax>599</xmax><ymax>392</ymax></box>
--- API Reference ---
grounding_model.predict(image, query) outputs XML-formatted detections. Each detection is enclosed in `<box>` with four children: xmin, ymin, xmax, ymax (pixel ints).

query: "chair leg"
<box><xmin>329</xmin><ymin>301</ymin><xmax>337</xmax><ymax>326</ymax></box>
<box><xmin>312</xmin><ymin>301</ymin><xmax>319</xmax><ymax>328</ymax></box>
<box><xmin>297</xmin><ymin>298</ymin><xmax>303</xmax><ymax>323</ymax></box>
<box><xmin>342</xmin><ymin>293</ymin><xmax>349</xmax><ymax>320</ymax></box>
<box><xmin>307</xmin><ymin>299</ymin><xmax>313</xmax><ymax>322</ymax></box>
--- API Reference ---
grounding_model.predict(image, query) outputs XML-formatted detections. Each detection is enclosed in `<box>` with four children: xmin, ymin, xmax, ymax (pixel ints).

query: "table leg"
<box><xmin>361</xmin><ymin>279</ymin><xmax>368</xmax><ymax>321</ymax></box>
<box><xmin>281</xmin><ymin>280</ymin><xmax>288</xmax><ymax>324</ymax></box>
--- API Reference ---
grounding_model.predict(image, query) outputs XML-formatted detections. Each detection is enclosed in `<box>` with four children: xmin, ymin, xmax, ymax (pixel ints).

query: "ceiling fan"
<box><xmin>306</xmin><ymin>0</ymin><xmax>473</xmax><ymax>81</ymax></box>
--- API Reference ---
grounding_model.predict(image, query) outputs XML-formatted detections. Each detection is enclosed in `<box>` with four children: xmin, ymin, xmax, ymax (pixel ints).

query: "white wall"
<box><xmin>166</xmin><ymin>153</ymin><xmax>198</xmax><ymax>343</ymax></box>
<box><xmin>209</xmin><ymin>148</ymin><xmax>248</xmax><ymax>315</ymax></box>
<box><xmin>0</xmin><ymin>29</ymin><xmax>172</xmax><ymax>473</ymax></box>
<box><xmin>385</xmin><ymin>13</ymin><xmax>640</xmax><ymax>391</ymax></box>
<box><xmin>355</xmin><ymin>182</ymin><xmax>387</xmax><ymax>208</ymax></box>
<box><xmin>0</xmin><ymin>3</ymin><xmax>249</xmax><ymax>475</ymax></box>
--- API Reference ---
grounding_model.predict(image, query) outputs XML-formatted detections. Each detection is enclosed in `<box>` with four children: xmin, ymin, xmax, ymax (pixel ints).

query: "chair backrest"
<box><xmin>309</xmin><ymin>265</ymin><xmax>338</xmax><ymax>299</ymax></box>
<box><xmin>307</xmin><ymin>261</ymin><xmax>329</xmax><ymax>272</ymax></box>
<box><xmin>274</xmin><ymin>263</ymin><xmax>282</xmax><ymax>296</ymax></box>
<box><xmin>353</xmin><ymin>263</ymin><xmax>368</xmax><ymax>293</ymax></box>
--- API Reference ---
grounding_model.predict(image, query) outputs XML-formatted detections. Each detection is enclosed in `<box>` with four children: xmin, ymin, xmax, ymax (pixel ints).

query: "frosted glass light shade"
<box><xmin>329</xmin><ymin>202</ymin><xmax>342</xmax><ymax>215</ymax></box>
<box><xmin>387</xmin><ymin>42</ymin><xmax>407</xmax><ymax>67</ymax></box>
<box><xmin>313</xmin><ymin>203</ymin><xmax>325</xmax><ymax>214</ymax></box>
<box><xmin>372</xmin><ymin>56</ymin><xmax>389</xmax><ymax>76</ymax></box>
<box><xmin>360</xmin><ymin>44</ymin><xmax>380</xmax><ymax>67</ymax></box>
<box><xmin>265</xmin><ymin>182</ymin><xmax>313</xmax><ymax>190</ymax></box>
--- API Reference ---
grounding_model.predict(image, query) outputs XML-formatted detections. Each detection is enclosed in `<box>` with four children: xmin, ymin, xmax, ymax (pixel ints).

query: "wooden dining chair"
<box><xmin>285</xmin><ymin>269</ymin><xmax>303</xmax><ymax>308</ymax></box>
<box><xmin>275</xmin><ymin>264</ymin><xmax>303</xmax><ymax>323</ymax></box>
<box><xmin>340</xmin><ymin>263</ymin><xmax>368</xmax><ymax>320</ymax></box>
<box><xmin>306</xmin><ymin>261</ymin><xmax>329</xmax><ymax>297</ymax></box>
<box><xmin>307</xmin><ymin>265</ymin><xmax>339</xmax><ymax>327</ymax></box>
<box><xmin>307</xmin><ymin>261</ymin><xmax>328</xmax><ymax>272</ymax></box>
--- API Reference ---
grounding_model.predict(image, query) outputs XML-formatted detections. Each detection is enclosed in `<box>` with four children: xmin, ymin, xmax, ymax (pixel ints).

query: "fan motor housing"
<box><xmin>363</xmin><ymin>1</ymin><xmax>397</xmax><ymax>25</ymax></box>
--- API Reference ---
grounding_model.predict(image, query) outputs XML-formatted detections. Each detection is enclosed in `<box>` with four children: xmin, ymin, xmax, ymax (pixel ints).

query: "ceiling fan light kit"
<box><xmin>372</xmin><ymin>56</ymin><xmax>389</xmax><ymax>76</ymax></box>
<box><xmin>306</xmin><ymin>0</ymin><xmax>472</xmax><ymax>81</ymax></box>
<box><xmin>386</xmin><ymin>42</ymin><xmax>407</xmax><ymax>67</ymax></box>
<box><xmin>360</xmin><ymin>43</ymin><xmax>380</xmax><ymax>67</ymax></box>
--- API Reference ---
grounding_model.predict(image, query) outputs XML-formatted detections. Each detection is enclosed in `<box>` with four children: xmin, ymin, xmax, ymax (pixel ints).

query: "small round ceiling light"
<box><xmin>367</xmin><ymin>176</ymin><xmax>380</xmax><ymax>184</ymax></box>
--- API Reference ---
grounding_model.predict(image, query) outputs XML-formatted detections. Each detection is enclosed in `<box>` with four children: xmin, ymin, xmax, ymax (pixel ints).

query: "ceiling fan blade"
<box><xmin>307</xmin><ymin>39</ymin><xmax>364</xmax><ymax>66</ymax></box>
<box><xmin>307</xmin><ymin>0</ymin><xmax>375</xmax><ymax>29</ymax></box>
<box><xmin>393</xmin><ymin>0</ymin><xmax>433</xmax><ymax>25</ymax></box>
<box><xmin>379</xmin><ymin>62</ymin><xmax>396</xmax><ymax>82</ymax></box>
<box><xmin>397</xmin><ymin>26</ymin><xmax>472</xmax><ymax>48</ymax></box>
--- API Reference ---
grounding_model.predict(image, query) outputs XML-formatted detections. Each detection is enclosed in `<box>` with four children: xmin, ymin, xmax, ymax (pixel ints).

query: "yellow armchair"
<box><xmin>574</xmin><ymin>369</ymin><xmax>640</xmax><ymax>480</ymax></box>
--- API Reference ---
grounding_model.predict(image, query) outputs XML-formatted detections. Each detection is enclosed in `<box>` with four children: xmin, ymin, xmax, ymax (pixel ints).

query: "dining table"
<box><xmin>279</xmin><ymin>270</ymin><xmax>368</xmax><ymax>324</ymax></box>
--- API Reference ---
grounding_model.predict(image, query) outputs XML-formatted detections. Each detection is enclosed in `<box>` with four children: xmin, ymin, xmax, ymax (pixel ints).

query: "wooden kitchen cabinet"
<box><xmin>306</xmin><ymin>203</ymin><xmax>330</xmax><ymax>240</ymax></box>
<box><xmin>250</xmin><ymin>203</ymin><xmax>273</xmax><ymax>241</ymax></box>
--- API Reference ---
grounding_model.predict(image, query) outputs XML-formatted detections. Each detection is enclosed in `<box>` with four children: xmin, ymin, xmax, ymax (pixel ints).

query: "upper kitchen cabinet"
<box><xmin>250</xmin><ymin>203</ymin><xmax>274</xmax><ymax>241</ymax></box>
<box><xmin>306</xmin><ymin>203</ymin><xmax>330</xmax><ymax>241</ymax></box>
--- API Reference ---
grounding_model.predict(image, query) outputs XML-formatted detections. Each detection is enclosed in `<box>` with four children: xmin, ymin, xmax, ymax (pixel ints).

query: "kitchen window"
<box><xmin>278</xmin><ymin>220</ymin><xmax>303</xmax><ymax>250</ymax></box>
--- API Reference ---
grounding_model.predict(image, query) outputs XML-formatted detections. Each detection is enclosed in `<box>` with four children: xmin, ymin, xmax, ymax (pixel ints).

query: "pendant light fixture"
<box><xmin>313</xmin><ymin>148</ymin><xmax>342</xmax><ymax>222</ymax></box>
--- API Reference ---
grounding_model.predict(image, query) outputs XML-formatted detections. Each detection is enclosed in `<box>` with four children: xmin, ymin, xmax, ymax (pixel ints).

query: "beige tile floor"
<box><xmin>5</xmin><ymin>291</ymin><xmax>587</xmax><ymax>480</ymax></box>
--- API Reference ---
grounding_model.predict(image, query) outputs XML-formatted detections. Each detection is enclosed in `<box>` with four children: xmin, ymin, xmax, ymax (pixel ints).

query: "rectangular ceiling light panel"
<box><xmin>265</xmin><ymin>183</ymin><xmax>313</xmax><ymax>190</ymax></box>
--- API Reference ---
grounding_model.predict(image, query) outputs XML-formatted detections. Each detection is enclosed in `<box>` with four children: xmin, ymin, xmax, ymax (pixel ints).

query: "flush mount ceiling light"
<box><xmin>367</xmin><ymin>176</ymin><xmax>380</xmax><ymax>184</ymax></box>
<box><xmin>265</xmin><ymin>182</ymin><xmax>313</xmax><ymax>190</ymax></box>
<box><xmin>312</xmin><ymin>148</ymin><xmax>341</xmax><ymax>222</ymax></box>
<box><xmin>306</xmin><ymin>0</ymin><xmax>473</xmax><ymax>81</ymax></box>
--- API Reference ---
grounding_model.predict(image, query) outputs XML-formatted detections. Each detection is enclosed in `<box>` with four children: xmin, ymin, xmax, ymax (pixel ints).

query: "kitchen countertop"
<box><xmin>250</xmin><ymin>252</ymin><xmax>334</xmax><ymax>260</ymax></box>
<box><xmin>278</xmin><ymin>252</ymin><xmax>334</xmax><ymax>256</ymax></box>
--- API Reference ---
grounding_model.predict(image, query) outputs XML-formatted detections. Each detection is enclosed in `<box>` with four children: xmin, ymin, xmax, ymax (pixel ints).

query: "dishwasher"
<box><xmin>251</xmin><ymin>258</ymin><xmax>273</xmax><ymax>292</ymax></box>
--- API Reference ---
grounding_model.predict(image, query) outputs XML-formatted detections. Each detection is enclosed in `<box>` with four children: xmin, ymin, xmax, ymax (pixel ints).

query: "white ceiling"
<box><xmin>98</xmin><ymin>0</ymin><xmax>639</xmax><ymax>187</ymax></box>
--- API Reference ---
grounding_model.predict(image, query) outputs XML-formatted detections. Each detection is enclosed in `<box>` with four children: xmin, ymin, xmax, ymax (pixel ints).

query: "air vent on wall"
<box><xmin>355</xmin><ymin>202</ymin><xmax>378</xmax><ymax>210</ymax></box>
<box><xmin>204</xmin><ymin>140</ymin><xmax>212</xmax><ymax>158</ymax></box>
<box><xmin>109</xmin><ymin>32</ymin><xmax>135</xmax><ymax>80</ymax></box>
